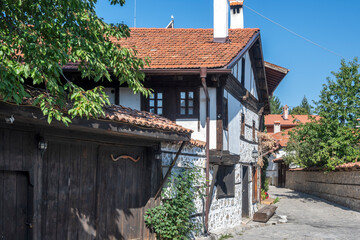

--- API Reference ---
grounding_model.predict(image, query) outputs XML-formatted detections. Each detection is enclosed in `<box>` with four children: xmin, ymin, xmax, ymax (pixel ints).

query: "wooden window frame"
<box><xmin>241</xmin><ymin>57</ymin><xmax>246</xmax><ymax>86</ymax></box>
<box><xmin>252</xmin><ymin>120</ymin><xmax>256</xmax><ymax>141</ymax></box>
<box><xmin>176</xmin><ymin>89</ymin><xmax>199</xmax><ymax>118</ymax></box>
<box><xmin>223</xmin><ymin>97</ymin><xmax>229</xmax><ymax>130</ymax></box>
<box><xmin>241</xmin><ymin>113</ymin><xmax>245</xmax><ymax>138</ymax></box>
<box><xmin>146</xmin><ymin>90</ymin><xmax>164</xmax><ymax>116</ymax></box>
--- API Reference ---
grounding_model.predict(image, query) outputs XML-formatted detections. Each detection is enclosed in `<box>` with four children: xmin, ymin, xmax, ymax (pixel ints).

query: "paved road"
<box><xmin>232</xmin><ymin>186</ymin><xmax>360</xmax><ymax>240</ymax></box>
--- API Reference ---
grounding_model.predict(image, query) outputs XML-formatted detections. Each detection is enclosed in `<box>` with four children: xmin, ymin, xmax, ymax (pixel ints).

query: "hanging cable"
<box><xmin>243</xmin><ymin>4</ymin><xmax>346</xmax><ymax>59</ymax></box>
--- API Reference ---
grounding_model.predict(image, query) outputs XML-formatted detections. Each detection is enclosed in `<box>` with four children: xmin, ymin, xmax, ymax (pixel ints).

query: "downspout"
<box><xmin>200</xmin><ymin>67</ymin><xmax>210</xmax><ymax>233</ymax></box>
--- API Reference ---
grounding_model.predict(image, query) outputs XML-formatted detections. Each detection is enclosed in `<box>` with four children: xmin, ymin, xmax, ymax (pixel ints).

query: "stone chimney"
<box><xmin>283</xmin><ymin>105</ymin><xmax>289</xmax><ymax>120</ymax></box>
<box><xmin>274</xmin><ymin>121</ymin><xmax>281</xmax><ymax>133</ymax></box>
<box><xmin>213</xmin><ymin>0</ymin><xmax>229</xmax><ymax>43</ymax></box>
<box><xmin>230</xmin><ymin>0</ymin><xmax>244</xmax><ymax>29</ymax></box>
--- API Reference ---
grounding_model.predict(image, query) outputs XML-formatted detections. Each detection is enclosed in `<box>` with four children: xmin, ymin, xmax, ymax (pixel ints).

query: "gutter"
<box><xmin>200</xmin><ymin>67</ymin><xmax>210</xmax><ymax>233</ymax></box>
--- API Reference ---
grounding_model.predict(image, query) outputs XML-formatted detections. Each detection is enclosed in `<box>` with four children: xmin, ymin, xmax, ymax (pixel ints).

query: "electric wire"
<box><xmin>243</xmin><ymin>4</ymin><xmax>346</xmax><ymax>59</ymax></box>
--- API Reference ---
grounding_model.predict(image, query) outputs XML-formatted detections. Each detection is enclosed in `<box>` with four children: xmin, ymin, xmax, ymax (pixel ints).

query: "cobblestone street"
<box><xmin>232</xmin><ymin>186</ymin><xmax>360</xmax><ymax>240</ymax></box>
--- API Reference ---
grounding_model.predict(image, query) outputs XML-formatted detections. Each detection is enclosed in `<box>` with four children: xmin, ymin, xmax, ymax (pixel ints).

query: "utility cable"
<box><xmin>243</xmin><ymin>4</ymin><xmax>346</xmax><ymax>59</ymax></box>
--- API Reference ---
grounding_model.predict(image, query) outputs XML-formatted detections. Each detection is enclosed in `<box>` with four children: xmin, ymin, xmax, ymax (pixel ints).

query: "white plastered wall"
<box><xmin>104</xmin><ymin>87</ymin><xmax>141</xmax><ymax>110</ymax></box>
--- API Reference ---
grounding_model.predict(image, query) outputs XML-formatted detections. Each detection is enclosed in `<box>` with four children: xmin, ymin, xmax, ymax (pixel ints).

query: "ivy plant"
<box><xmin>145</xmin><ymin>168</ymin><xmax>205</xmax><ymax>239</ymax></box>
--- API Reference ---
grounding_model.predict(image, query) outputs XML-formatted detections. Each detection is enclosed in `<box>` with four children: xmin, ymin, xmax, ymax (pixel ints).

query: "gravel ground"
<box><xmin>231</xmin><ymin>186</ymin><xmax>360</xmax><ymax>240</ymax></box>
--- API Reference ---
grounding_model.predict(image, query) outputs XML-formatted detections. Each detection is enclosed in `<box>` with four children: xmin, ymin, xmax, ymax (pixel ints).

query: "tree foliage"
<box><xmin>315</xmin><ymin>58</ymin><xmax>360</xmax><ymax>127</ymax></box>
<box><xmin>0</xmin><ymin>0</ymin><xmax>150</xmax><ymax>125</ymax></box>
<box><xmin>284</xmin><ymin>118</ymin><xmax>360</xmax><ymax>170</ymax></box>
<box><xmin>269</xmin><ymin>96</ymin><xmax>282</xmax><ymax>114</ymax></box>
<box><xmin>290</xmin><ymin>96</ymin><xmax>312</xmax><ymax>115</ymax></box>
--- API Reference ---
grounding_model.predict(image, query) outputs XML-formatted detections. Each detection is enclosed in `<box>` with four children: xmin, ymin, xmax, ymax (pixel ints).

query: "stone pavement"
<box><xmin>231</xmin><ymin>186</ymin><xmax>360</xmax><ymax>240</ymax></box>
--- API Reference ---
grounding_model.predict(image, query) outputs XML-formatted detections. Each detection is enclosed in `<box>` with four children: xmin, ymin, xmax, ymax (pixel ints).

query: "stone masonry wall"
<box><xmin>160</xmin><ymin>142</ymin><xmax>246</xmax><ymax>233</ymax></box>
<box><xmin>286</xmin><ymin>170</ymin><xmax>360</xmax><ymax>212</ymax></box>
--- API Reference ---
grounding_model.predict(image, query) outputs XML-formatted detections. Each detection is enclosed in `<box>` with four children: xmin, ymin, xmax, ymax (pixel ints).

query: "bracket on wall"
<box><xmin>110</xmin><ymin>154</ymin><xmax>140</xmax><ymax>163</ymax></box>
<box><xmin>242</xmin><ymin>91</ymin><xmax>249</xmax><ymax>101</ymax></box>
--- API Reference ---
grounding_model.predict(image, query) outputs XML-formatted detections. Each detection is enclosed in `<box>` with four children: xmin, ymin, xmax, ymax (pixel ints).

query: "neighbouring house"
<box><xmin>65</xmin><ymin>0</ymin><xmax>288</xmax><ymax>233</ymax></box>
<box><xmin>265</xmin><ymin>106</ymin><xmax>320</xmax><ymax>187</ymax></box>
<box><xmin>0</xmin><ymin>87</ymin><xmax>192</xmax><ymax>240</ymax></box>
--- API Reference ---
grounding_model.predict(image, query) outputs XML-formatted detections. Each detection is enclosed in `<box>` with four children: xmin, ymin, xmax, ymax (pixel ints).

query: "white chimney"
<box><xmin>230</xmin><ymin>0</ymin><xmax>244</xmax><ymax>29</ymax></box>
<box><xmin>274</xmin><ymin>121</ymin><xmax>281</xmax><ymax>133</ymax></box>
<box><xmin>283</xmin><ymin>105</ymin><xmax>289</xmax><ymax>120</ymax></box>
<box><xmin>213</xmin><ymin>0</ymin><xmax>229</xmax><ymax>43</ymax></box>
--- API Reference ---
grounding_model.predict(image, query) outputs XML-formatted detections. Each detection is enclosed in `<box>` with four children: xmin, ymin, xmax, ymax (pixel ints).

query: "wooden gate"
<box><xmin>41</xmin><ymin>141</ymin><xmax>159</xmax><ymax>240</ymax></box>
<box><xmin>242</xmin><ymin>166</ymin><xmax>249</xmax><ymax>217</ymax></box>
<box><xmin>0</xmin><ymin>171</ymin><xmax>32</xmax><ymax>240</ymax></box>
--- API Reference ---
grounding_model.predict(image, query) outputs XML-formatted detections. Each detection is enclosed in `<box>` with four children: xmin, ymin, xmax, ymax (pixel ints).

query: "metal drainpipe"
<box><xmin>200</xmin><ymin>67</ymin><xmax>210</xmax><ymax>233</ymax></box>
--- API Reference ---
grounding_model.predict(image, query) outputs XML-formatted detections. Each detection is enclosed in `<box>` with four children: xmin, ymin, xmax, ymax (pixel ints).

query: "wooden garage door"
<box><xmin>0</xmin><ymin>171</ymin><xmax>32</xmax><ymax>240</ymax></box>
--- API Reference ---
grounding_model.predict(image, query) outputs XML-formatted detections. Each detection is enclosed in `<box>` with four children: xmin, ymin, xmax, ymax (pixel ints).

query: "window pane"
<box><xmin>180</xmin><ymin>108</ymin><xmax>186</xmax><ymax>115</ymax></box>
<box><xmin>189</xmin><ymin>100</ymin><xmax>193</xmax><ymax>107</ymax></box>
<box><xmin>150</xmin><ymin>108</ymin><xmax>155</xmax><ymax>113</ymax></box>
<box><xmin>158</xmin><ymin>100</ymin><xmax>163</xmax><ymax>107</ymax></box>
<box><xmin>188</xmin><ymin>92</ymin><xmax>194</xmax><ymax>99</ymax></box>
<box><xmin>149</xmin><ymin>100</ymin><xmax>154</xmax><ymax>107</ymax></box>
<box><xmin>157</xmin><ymin>108</ymin><xmax>163</xmax><ymax>115</ymax></box>
<box><xmin>188</xmin><ymin>108</ymin><xmax>193</xmax><ymax>115</ymax></box>
<box><xmin>157</xmin><ymin>92</ymin><xmax>163</xmax><ymax>99</ymax></box>
<box><xmin>180</xmin><ymin>92</ymin><xmax>186</xmax><ymax>99</ymax></box>
<box><xmin>150</xmin><ymin>94</ymin><xmax>155</xmax><ymax>99</ymax></box>
<box><xmin>180</xmin><ymin>100</ymin><xmax>186</xmax><ymax>107</ymax></box>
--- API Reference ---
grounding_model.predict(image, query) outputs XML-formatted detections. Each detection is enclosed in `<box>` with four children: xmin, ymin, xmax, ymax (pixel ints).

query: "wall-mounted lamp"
<box><xmin>5</xmin><ymin>115</ymin><xmax>15</xmax><ymax>124</ymax></box>
<box><xmin>154</xmin><ymin>152</ymin><xmax>162</xmax><ymax>160</ymax></box>
<box><xmin>38</xmin><ymin>137</ymin><xmax>48</xmax><ymax>152</ymax></box>
<box><xmin>251</xmin><ymin>147</ymin><xmax>258</xmax><ymax>160</ymax></box>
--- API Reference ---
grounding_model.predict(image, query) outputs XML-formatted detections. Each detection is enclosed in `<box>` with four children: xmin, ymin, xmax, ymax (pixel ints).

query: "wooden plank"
<box><xmin>44</xmin><ymin>142</ymin><xmax>60</xmax><ymax>239</ymax></box>
<box><xmin>3</xmin><ymin>172</ymin><xmax>17</xmax><ymax>239</ymax></box>
<box><xmin>15</xmin><ymin>172</ymin><xmax>29</xmax><ymax>240</ymax></box>
<box><xmin>253</xmin><ymin>205</ymin><xmax>277</xmax><ymax>223</ymax></box>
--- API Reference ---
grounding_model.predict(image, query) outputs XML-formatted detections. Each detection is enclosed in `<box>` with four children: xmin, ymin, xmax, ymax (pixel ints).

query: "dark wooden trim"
<box><xmin>216</xmin><ymin>87</ymin><xmax>224</xmax><ymax>150</ymax></box>
<box><xmin>0</xmin><ymin>102</ymin><xmax>191</xmax><ymax>142</ymax></box>
<box><xmin>209</xmin><ymin>150</ymin><xmax>239</xmax><ymax>166</ymax></box>
<box><xmin>155</xmin><ymin>141</ymin><xmax>186</xmax><ymax>199</ymax></box>
<box><xmin>114</xmin><ymin>84</ymin><xmax>120</xmax><ymax>105</ymax></box>
<box><xmin>225</xmin><ymin>74</ymin><xmax>262</xmax><ymax>114</ymax></box>
<box><xmin>141</xmin><ymin>68</ymin><xmax>231</xmax><ymax>76</ymax></box>
<box><xmin>176</xmin><ymin>88</ymin><xmax>199</xmax><ymax>119</ymax></box>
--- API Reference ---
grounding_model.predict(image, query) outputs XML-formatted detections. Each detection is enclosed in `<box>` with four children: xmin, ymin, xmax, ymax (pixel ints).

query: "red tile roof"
<box><xmin>271</xmin><ymin>129</ymin><xmax>292</xmax><ymax>147</ymax></box>
<box><xmin>230</xmin><ymin>1</ymin><xmax>243</xmax><ymax>6</ymax></box>
<box><xmin>2</xmin><ymin>86</ymin><xmax>192</xmax><ymax>134</ymax></box>
<box><xmin>265</xmin><ymin>114</ymin><xmax>320</xmax><ymax>126</ymax></box>
<box><xmin>335</xmin><ymin>162</ymin><xmax>360</xmax><ymax>171</ymax></box>
<box><xmin>110</xmin><ymin>28</ymin><xmax>259</xmax><ymax>69</ymax></box>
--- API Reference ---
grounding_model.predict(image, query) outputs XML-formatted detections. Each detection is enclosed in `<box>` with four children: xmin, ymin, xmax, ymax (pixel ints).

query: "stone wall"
<box><xmin>160</xmin><ymin>142</ymin><xmax>254</xmax><ymax>233</ymax></box>
<box><xmin>286</xmin><ymin>170</ymin><xmax>360</xmax><ymax>212</ymax></box>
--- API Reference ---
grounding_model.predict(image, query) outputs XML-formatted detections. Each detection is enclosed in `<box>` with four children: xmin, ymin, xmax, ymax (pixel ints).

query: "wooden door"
<box><xmin>0</xmin><ymin>171</ymin><xmax>32</xmax><ymax>240</ymax></box>
<box><xmin>242</xmin><ymin>166</ymin><xmax>249</xmax><ymax>217</ymax></box>
<box><xmin>96</xmin><ymin>146</ymin><xmax>158</xmax><ymax>240</ymax></box>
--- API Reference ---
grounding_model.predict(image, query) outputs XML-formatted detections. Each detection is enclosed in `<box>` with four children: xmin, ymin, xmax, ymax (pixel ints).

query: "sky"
<box><xmin>95</xmin><ymin>0</ymin><xmax>360</xmax><ymax>109</ymax></box>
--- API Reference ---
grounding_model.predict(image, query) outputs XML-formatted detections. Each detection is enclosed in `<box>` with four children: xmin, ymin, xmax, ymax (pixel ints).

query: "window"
<box><xmin>178</xmin><ymin>90</ymin><xmax>197</xmax><ymax>118</ymax></box>
<box><xmin>252</xmin><ymin>120</ymin><xmax>256</xmax><ymax>141</ymax></box>
<box><xmin>149</xmin><ymin>91</ymin><xmax>163</xmax><ymax>115</ymax></box>
<box><xmin>223</xmin><ymin>97</ymin><xmax>228</xmax><ymax>130</ymax></box>
<box><xmin>241</xmin><ymin>113</ymin><xmax>245</xmax><ymax>137</ymax></box>
<box><xmin>216</xmin><ymin>165</ymin><xmax>235</xmax><ymax>198</ymax></box>
<box><xmin>241</xmin><ymin>57</ymin><xmax>245</xmax><ymax>86</ymax></box>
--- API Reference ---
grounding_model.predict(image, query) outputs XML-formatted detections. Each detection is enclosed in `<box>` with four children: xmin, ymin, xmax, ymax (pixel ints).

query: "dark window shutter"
<box><xmin>216</xmin><ymin>165</ymin><xmax>235</xmax><ymax>198</ymax></box>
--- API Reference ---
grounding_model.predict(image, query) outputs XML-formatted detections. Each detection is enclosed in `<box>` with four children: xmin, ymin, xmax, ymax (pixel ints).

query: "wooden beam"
<box><xmin>253</xmin><ymin>205</ymin><xmax>278</xmax><ymax>223</ymax></box>
<box><xmin>154</xmin><ymin>141</ymin><xmax>187</xmax><ymax>199</ymax></box>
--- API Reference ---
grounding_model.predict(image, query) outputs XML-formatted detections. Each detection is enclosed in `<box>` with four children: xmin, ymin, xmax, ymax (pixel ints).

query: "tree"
<box><xmin>0</xmin><ymin>0</ymin><xmax>150</xmax><ymax>125</ymax></box>
<box><xmin>290</xmin><ymin>96</ymin><xmax>312</xmax><ymax>115</ymax></box>
<box><xmin>315</xmin><ymin>58</ymin><xmax>360</xmax><ymax>127</ymax></box>
<box><xmin>284</xmin><ymin>118</ymin><xmax>360</xmax><ymax>170</ymax></box>
<box><xmin>269</xmin><ymin>96</ymin><xmax>282</xmax><ymax>114</ymax></box>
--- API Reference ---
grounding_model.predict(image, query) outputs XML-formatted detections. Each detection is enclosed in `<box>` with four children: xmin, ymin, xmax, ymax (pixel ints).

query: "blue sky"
<box><xmin>96</xmin><ymin>0</ymin><xmax>360</xmax><ymax>109</ymax></box>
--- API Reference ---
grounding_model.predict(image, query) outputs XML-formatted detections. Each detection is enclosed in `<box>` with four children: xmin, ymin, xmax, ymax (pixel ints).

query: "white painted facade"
<box><xmin>104</xmin><ymin>87</ymin><xmax>141</xmax><ymax>110</ymax></box>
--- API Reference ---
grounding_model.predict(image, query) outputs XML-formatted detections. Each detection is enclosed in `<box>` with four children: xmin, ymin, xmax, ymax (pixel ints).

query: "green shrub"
<box><xmin>144</xmin><ymin>168</ymin><xmax>204</xmax><ymax>239</ymax></box>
